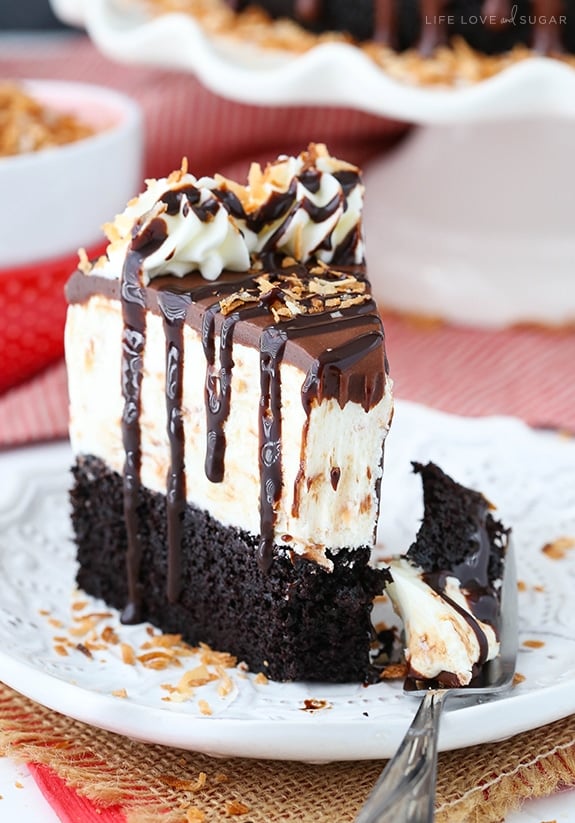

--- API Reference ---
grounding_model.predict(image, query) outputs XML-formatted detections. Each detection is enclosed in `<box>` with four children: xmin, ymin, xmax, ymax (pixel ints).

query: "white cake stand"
<box><xmin>52</xmin><ymin>0</ymin><xmax>575</xmax><ymax>327</ymax></box>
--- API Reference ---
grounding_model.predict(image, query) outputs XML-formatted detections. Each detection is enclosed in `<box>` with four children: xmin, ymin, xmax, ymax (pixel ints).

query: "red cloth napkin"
<box><xmin>1</xmin><ymin>31</ymin><xmax>574</xmax><ymax>823</ymax></box>
<box><xmin>28</xmin><ymin>764</ymin><xmax>126</xmax><ymax>823</ymax></box>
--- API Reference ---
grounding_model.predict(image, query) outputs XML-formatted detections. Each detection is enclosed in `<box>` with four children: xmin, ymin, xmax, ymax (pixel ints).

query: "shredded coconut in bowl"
<box><xmin>0</xmin><ymin>82</ymin><xmax>96</xmax><ymax>157</ymax></box>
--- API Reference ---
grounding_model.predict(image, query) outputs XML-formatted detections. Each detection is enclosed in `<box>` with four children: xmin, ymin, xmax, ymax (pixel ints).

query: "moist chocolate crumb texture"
<box><xmin>66</xmin><ymin>144</ymin><xmax>395</xmax><ymax>683</ymax></box>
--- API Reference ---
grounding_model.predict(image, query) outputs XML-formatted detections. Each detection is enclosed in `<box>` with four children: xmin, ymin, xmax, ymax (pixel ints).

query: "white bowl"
<box><xmin>0</xmin><ymin>79</ymin><xmax>142</xmax><ymax>267</ymax></box>
<box><xmin>0</xmin><ymin>80</ymin><xmax>142</xmax><ymax>393</ymax></box>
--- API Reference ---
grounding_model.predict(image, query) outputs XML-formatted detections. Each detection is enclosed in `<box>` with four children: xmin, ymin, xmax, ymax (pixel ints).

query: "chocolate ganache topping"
<box><xmin>67</xmin><ymin>146</ymin><xmax>389</xmax><ymax>623</ymax></box>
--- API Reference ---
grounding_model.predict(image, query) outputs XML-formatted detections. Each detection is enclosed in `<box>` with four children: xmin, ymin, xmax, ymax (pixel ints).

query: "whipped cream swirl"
<box><xmin>90</xmin><ymin>145</ymin><xmax>364</xmax><ymax>282</ymax></box>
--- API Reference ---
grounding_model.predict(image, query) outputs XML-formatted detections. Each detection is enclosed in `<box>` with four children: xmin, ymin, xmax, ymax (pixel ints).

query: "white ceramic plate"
<box><xmin>0</xmin><ymin>400</ymin><xmax>574</xmax><ymax>762</ymax></box>
<box><xmin>51</xmin><ymin>0</ymin><xmax>575</xmax><ymax>122</ymax></box>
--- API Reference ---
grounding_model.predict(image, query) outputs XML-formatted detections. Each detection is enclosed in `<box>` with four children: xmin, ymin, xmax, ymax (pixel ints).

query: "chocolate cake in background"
<box><xmin>230</xmin><ymin>0</ymin><xmax>575</xmax><ymax>54</ymax></box>
<box><xmin>138</xmin><ymin>0</ymin><xmax>575</xmax><ymax>87</ymax></box>
<box><xmin>65</xmin><ymin>144</ymin><xmax>394</xmax><ymax>683</ymax></box>
<box><xmin>143</xmin><ymin>0</ymin><xmax>574</xmax><ymax>55</ymax></box>
<box><xmin>226</xmin><ymin>0</ymin><xmax>572</xmax><ymax>54</ymax></box>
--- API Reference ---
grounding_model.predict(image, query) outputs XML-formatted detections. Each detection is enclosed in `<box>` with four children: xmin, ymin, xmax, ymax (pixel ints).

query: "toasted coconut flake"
<box><xmin>225</xmin><ymin>799</ymin><xmax>250</xmax><ymax>816</ymax></box>
<box><xmin>198</xmin><ymin>643</ymin><xmax>237</xmax><ymax>668</ymax></box>
<box><xmin>185</xmin><ymin>808</ymin><xmax>207</xmax><ymax>822</ymax></box>
<box><xmin>216</xmin><ymin>666</ymin><xmax>234</xmax><ymax>697</ymax></box>
<box><xmin>112</xmin><ymin>688</ymin><xmax>128</xmax><ymax>698</ymax></box>
<box><xmin>177</xmin><ymin>664</ymin><xmax>218</xmax><ymax>689</ymax></box>
<box><xmin>542</xmin><ymin>535</ymin><xmax>575</xmax><ymax>560</ymax></box>
<box><xmin>101</xmin><ymin>625</ymin><xmax>120</xmax><ymax>645</ymax></box>
<box><xmin>380</xmin><ymin>662</ymin><xmax>409</xmax><ymax>680</ymax></box>
<box><xmin>0</xmin><ymin>82</ymin><xmax>96</xmax><ymax>157</ymax></box>
<box><xmin>77</xmin><ymin>248</ymin><xmax>92</xmax><ymax>274</ymax></box>
<box><xmin>120</xmin><ymin>642</ymin><xmax>137</xmax><ymax>665</ymax></box>
<box><xmin>161</xmin><ymin>772</ymin><xmax>207</xmax><ymax>792</ymax></box>
<box><xmin>48</xmin><ymin>617</ymin><xmax>64</xmax><ymax>628</ymax></box>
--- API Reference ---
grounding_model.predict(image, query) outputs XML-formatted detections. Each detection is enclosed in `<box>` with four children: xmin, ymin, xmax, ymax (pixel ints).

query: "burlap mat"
<box><xmin>1</xmin><ymin>682</ymin><xmax>574</xmax><ymax>822</ymax></box>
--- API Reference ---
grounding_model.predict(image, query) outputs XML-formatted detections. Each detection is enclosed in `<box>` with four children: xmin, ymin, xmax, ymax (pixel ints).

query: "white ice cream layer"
<box><xmin>387</xmin><ymin>558</ymin><xmax>499</xmax><ymax>686</ymax></box>
<box><xmin>66</xmin><ymin>296</ymin><xmax>393</xmax><ymax>566</ymax></box>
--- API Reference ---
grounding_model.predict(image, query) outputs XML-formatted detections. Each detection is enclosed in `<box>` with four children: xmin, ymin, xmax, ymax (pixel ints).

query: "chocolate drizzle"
<box><xmin>258</xmin><ymin>326</ymin><xmax>288</xmax><ymax>571</ymax></box>
<box><xmin>158</xmin><ymin>290</ymin><xmax>191</xmax><ymax>603</ymax></box>
<box><xmin>301</xmin><ymin>330</ymin><xmax>384</xmax><ymax>414</ymax></box>
<box><xmin>423</xmin><ymin>571</ymin><xmax>490</xmax><ymax>666</ymax></box>
<box><xmin>119</xmin><ymin>250</ymin><xmax>147</xmax><ymax>625</ymax></box>
<box><xmin>202</xmin><ymin>305</ymin><xmax>240</xmax><ymax>483</ymax></box>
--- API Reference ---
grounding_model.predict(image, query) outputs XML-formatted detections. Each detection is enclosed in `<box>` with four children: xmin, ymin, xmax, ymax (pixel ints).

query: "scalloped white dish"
<box><xmin>51</xmin><ymin>0</ymin><xmax>575</xmax><ymax>122</ymax></box>
<box><xmin>1</xmin><ymin>400</ymin><xmax>574</xmax><ymax>761</ymax></box>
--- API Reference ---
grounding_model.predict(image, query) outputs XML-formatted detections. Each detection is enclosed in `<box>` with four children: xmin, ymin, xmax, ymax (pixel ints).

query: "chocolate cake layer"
<box><xmin>71</xmin><ymin>455</ymin><xmax>389</xmax><ymax>682</ymax></box>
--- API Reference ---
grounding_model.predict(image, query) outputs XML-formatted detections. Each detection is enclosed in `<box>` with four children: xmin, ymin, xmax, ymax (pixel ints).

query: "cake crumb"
<box><xmin>76</xmin><ymin>642</ymin><xmax>93</xmax><ymax>659</ymax></box>
<box><xmin>254</xmin><ymin>672</ymin><xmax>268</xmax><ymax>685</ymax></box>
<box><xmin>198</xmin><ymin>699</ymin><xmax>212</xmax><ymax>716</ymax></box>
<box><xmin>14</xmin><ymin>782</ymin><xmax>23</xmax><ymax>789</ymax></box>
<box><xmin>513</xmin><ymin>673</ymin><xmax>526</xmax><ymax>687</ymax></box>
<box><xmin>301</xmin><ymin>698</ymin><xmax>331</xmax><ymax>712</ymax></box>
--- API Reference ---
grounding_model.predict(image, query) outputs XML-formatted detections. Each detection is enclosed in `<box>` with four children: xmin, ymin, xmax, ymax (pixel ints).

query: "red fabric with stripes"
<box><xmin>28</xmin><ymin>764</ymin><xmax>126</xmax><ymax>823</ymax></box>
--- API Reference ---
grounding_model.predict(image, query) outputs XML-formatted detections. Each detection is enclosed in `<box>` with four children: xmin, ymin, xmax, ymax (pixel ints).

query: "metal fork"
<box><xmin>355</xmin><ymin>541</ymin><xmax>518</xmax><ymax>823</ymax></box>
